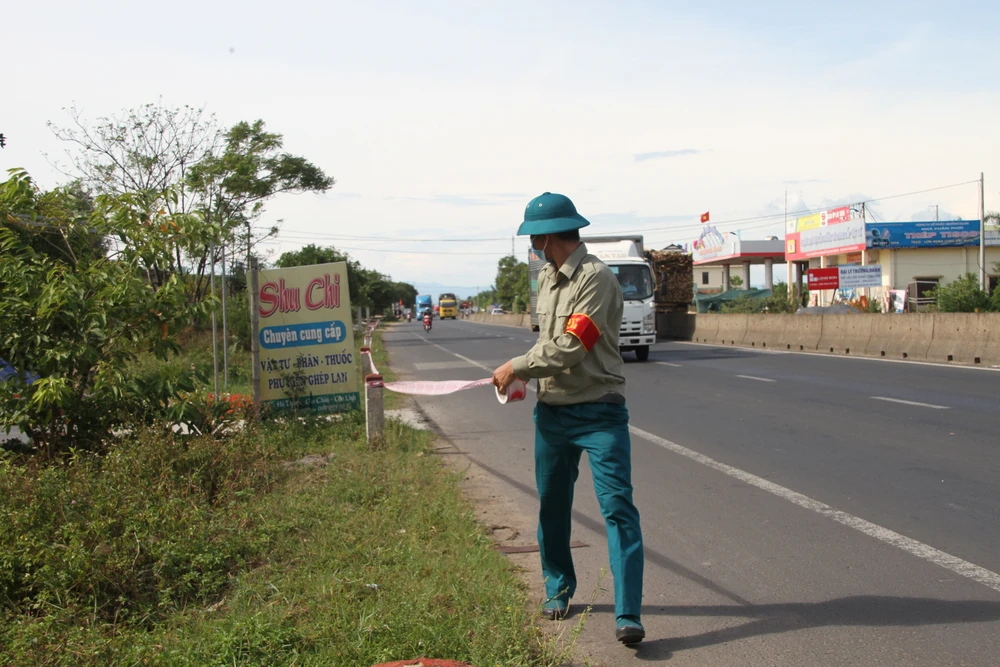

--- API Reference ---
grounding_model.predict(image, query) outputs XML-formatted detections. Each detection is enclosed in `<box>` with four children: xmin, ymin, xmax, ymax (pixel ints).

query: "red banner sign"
<box><xmin>807</xmin><ymin>267</ymin><xmax>840</xmax><ymax>290</ymax></box>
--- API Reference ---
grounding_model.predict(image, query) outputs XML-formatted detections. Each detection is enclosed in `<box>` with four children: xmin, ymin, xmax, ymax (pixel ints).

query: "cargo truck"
<box><xmin>528</xmin><ymin>235</ymin><xmax>656</xmax><ymax>361</ymax></box>
<box><xmin>415</xmin><ymin>294</ymin><xmax>433</xmax><ymax>319</ymax></box>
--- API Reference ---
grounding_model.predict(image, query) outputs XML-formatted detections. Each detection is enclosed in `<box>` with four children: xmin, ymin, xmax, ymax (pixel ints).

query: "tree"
<box><xmin>728</xmin><ymin>275</ymin><xmax>743</xmax><ymax>289</ymax></box>
<box><xmin>495</xmin><ymin>255</ymin><xmax>528</xmax><ymax>312</ymax></box>
<box><xmin>48</xmin><ymin>101</ymin><xmax>221</xmax><ymax>289</ymax></box>
<box><xmin>0</xmin><ymin>169</ymin><xmax>214</xmax><ymax>457</ymax></box>
<box><xmin>930</xmin><ymin>273</ymin><xmax>993</xmax><ymax>313</ymax></box>
<box><xmin>186</xmin><ymin>120</ymin><xmax>333</xmax><ymax>295</ymax></box>
<box><xmin>49</xmin><ymin>104</ymin><xmax>334</xmax><ymax>301</ymax></box>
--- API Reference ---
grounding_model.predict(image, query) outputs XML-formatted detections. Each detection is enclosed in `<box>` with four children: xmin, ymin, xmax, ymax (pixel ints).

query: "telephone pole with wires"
<box><xmin>979</xmin><ymin>173</ymin><xmax>986</xmax><ymax>292</ymax></box>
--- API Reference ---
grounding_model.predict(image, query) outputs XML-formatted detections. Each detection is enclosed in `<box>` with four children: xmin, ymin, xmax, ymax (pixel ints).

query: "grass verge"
<box><xmin>0</xmin><ymin>329</ymin><xmax>567</xmax><ymax>666</ymax></box>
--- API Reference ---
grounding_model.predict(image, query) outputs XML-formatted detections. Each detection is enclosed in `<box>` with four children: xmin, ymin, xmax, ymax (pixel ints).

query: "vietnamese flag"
<box><xmin>700</xmin><ymin>211</ymin><xmax>710</xmax><ymax>223</ymax></box>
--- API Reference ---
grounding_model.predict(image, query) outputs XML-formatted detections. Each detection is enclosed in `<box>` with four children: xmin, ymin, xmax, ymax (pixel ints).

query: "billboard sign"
<box><xmin>806</xmin><ymin>265</ymin><xmax>883</xmax><ymax>291</ymax></box>
<box><xmin>786</xmin><ymin>216</ymin><xmax>866</xmax><ymax>261</ymax></box>
<box><xmin>838</xmin><ymin>264</ymin><xmax>883</xmax><ymax>289</ymax></box>
<box><xmin>807</xmin><ymin>267</ymin><xmax>840</xmax><ymax>290</ymax></box>
<box><xmin>865</xmin><ymin>220</ymin><xmax>983</xmax><ymax>249</ymax></box>
<box><xmin>692</xmin><ymin>225</ymin><xmax>741</xmax><ymax>264</ymax></box>
<box><xmin>254</xmin><ymin>262</ymin><xmax>360</xmax><ymax>414</ymax></box>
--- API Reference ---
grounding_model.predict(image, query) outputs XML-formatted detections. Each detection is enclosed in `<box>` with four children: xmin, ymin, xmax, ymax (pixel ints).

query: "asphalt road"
<box><xmin>382</xmin><ymin>318</ymin><xmax>1000</xmax><ymax>666</ymax></box>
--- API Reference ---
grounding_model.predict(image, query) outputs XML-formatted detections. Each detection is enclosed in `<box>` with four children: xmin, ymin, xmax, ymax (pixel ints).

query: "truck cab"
<box><xmin>581</xmin><ymin>236</ymin><xmax>656</xmax><ymax>361</ymax></box>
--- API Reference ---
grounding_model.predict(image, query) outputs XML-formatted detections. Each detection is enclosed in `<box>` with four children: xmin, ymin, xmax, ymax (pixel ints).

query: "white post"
<box><xmin>764</xmin><ymin>258</ymin><xmax>774</xmax><ymax>290</ymax></box>
<box><xmin>365</xmin><ymin>373</ymin><xmax>385</xmax><ymax>448</ymax></box>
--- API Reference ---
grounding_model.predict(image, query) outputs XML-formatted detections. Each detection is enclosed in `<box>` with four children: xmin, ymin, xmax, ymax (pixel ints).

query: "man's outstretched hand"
<box><xmin>492</xmin><ymin>360</ymin><xmax>516</xmax><ymax>394</ymax></box>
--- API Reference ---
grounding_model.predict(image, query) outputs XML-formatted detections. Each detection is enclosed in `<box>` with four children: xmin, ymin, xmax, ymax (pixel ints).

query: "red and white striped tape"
<box><xmin>360</xmin><ymin>349</ymin><xmax>525</xmax><ymax>403</ymax></box>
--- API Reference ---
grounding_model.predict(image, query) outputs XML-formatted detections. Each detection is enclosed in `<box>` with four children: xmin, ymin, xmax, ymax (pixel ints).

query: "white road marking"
<box><xmin>413</xmin><ymin>334</ymin><xmax>493</xmax><ymax>372</ymax></box>
<box><xmin>656</xmin><ymin>362</ymin><xmax>683</xmax><ymax>368</ymax></box>
<box><xmin>736</xmin><ymin>374</ymin><xmax>776</xmax><ymax>382</ymax></box>
<box><xmin>676</xmin><ymin>341</ymin><xmax>1000</xmax><ymax>372</ymax></box>
<box><xmin>629</xmin><ymin>425</ymin><xmax>1000</xmax><ymax>595</ymax></box>
<box><xmin>871</xmin><ymin>396</ymin><xmax>950</xmax><ymax>409</ymax></box>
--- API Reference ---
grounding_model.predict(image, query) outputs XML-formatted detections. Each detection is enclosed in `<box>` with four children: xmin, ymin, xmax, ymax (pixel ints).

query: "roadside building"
<box><xmin>691</xmin><ymin>225</ymin><xmax>786</xmax><ymax>293</ymax></box>
<box><xmin>785</xmin><ymin>207</ymin><xmax>1000</xmax><ymax>311</ymax></box>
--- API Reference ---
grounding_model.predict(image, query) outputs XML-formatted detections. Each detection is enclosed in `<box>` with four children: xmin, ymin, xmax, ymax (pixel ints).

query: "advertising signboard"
<box><xmin>806</xmin><ymin>265</ymin><xmax>883</xmax><ymax>291</ymax></box>
<box><xmin>692</xmin><ymin>225</ymin><xmax>741</xmax><ymax>264</ymax></box>
<box><xmin>254</xmin><ymin>262</ymin><xmax>360</xmax><ymax>414</ymax></box>
<box><xmin>865</xmin><ymin>220</ymin><xmax>982</xmax><ymax>249</ymax></box>
<box><xmin>807</xmin><ymin>267</ymin><xmax>840</xmax><ymax>290</ymax></box>
<box><xmin>838</xmin><ymin>265</ymin><xmax>883</xmax><ymax>289</ymax></box>
<box><xmin>786</xmin><ymin>216</ymin><xmax>866</xmax><ymax>261</ymax></box>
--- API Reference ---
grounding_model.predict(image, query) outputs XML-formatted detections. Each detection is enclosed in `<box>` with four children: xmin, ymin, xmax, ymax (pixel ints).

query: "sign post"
<box><xmin>249</xmin><ymin>257</ymin><xmax>261</xmax><ymax>422</ymax></box>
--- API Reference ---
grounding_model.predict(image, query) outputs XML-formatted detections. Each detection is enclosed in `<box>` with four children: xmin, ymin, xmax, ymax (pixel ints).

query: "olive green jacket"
<box><xmin>511</xmin><ymin>243</ymin><xmax>625</xmax><ymax>405</ymax></box>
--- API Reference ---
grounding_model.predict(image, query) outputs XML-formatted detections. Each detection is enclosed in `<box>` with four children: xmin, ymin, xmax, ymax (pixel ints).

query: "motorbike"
<box><xmin>423</xmin><ymin>316</ymin><xmax>432</xmax><ymax>332</ymax></box>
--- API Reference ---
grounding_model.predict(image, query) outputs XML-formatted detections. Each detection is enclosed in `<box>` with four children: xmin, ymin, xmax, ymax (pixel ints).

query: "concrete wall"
<box><xmin>466</xmin><ymin>309</ymin><xmax>1000</xmax><ymax>367</ymax></box>
<box><xmin>691</xmin><ymin>313</ymin><xmax>1000</xmax><ymax>366</ymax></box>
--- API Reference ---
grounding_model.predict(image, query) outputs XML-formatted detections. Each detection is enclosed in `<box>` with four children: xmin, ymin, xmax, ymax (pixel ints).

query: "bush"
<box><xmin>0</xmin><ymin>426</ymin><xmax>285</xmax><ymax>633</ymax></box>
<box><xmin>721</xmin><ymin>287</ymin><xmax>798</xmax><ymax>314</ymax></box>
<box><xmin>930</xmin><ymin>273</ymin><xmax>993</xmax><ymax>312</ymax></box>
<box><xmin>0</xmin><ymin>170</ymin><xmax>218</xmax><ymax>457</ymax></box>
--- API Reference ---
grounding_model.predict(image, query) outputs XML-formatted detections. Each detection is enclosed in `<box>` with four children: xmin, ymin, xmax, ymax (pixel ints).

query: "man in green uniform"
<box><xmin>492</xmin><ymin>192</ymin><xmax>645</xmax><ymax>645</ymax></box>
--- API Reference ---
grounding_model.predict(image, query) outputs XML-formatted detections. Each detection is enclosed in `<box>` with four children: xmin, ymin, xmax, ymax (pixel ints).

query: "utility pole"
<box><xmin>785</xmin><ymin>189</ymin><xmax>793</xmax><ymax>304</ymax></box>
<box><xmin>980</xmin><ymin>172</ymin><xmax>986</xmax><ymax>292</ymax></box>
<box><xmin>934</xmin><ymin>205</ymin><xmax>939</xmax><ymax>221</ymax></box>
<box><xmin>221</xmin><ymin>241</ymin><xmax>229</xmax><ymax>389</ymax></box>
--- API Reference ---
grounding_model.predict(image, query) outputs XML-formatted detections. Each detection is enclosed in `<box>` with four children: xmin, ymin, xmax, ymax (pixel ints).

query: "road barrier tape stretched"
<box><xmin>360</xmin><ymin>349</ymin><xmax>525</xmax><ymax>403</ymax></box>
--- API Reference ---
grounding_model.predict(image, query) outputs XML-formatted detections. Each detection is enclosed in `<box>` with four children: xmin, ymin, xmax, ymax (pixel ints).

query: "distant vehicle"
<box><xmin>415</xmin><ymin>294</ymin><xmax>433</xmax><ymax>319</ymax></box>
<box><xmin>528</xmin><ymin>236</ymin><xmax>656</xmax><ymax>361</ymax></box>
<box><xmin>438</xmin><ymin>292</ymin><xmax>458</xmax><ymax>319</ymax></box>
<box><xmin>490</xmin><ymin>307</ymin><xmax>506</xmax><ymax>315</ymax></box>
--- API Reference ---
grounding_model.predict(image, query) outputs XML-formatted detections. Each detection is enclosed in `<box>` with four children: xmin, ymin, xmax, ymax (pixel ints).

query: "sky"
<box><xmin>4</xmin><ymin>0</ymin><xmax>999</xmax><ymax>294</ymax></box>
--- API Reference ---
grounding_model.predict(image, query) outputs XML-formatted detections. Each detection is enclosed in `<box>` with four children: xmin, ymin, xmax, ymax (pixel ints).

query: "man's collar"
<box><xmin>556</xmin><ymin>242</ymin><xmax>588</xmax><ymax>282</ymax></box>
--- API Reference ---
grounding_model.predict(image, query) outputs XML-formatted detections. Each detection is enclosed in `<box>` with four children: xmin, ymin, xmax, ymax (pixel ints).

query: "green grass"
<box><xmin>0</xmin><ymin>328</ymin><xmax>569</xmax><ymax>666</ymax></box>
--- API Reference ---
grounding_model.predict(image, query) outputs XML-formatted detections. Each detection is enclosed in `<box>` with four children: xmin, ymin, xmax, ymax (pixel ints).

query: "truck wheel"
<box><xmin>635</xmin><ymin>346</ymin><xmax>650</xmax><ymax>361</ymax></box>
<box><xmin>531</xmin><ymin>325</ymin><xmax>540</xmax><ymax>332</ymax></box>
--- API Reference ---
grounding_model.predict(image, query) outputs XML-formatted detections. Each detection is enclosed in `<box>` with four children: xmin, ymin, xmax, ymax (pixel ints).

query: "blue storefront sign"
<box><xmin>866</xmin><ymin>220</ymin><xmax>982</xmax><ymax>249</ymax></box>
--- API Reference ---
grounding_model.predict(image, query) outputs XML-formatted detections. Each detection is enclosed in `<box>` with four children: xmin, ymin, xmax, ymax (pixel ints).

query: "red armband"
<box><xmin>564</xmin><ymin>313</ymin><xmax>601</xmax><ymax>352</ymax></box>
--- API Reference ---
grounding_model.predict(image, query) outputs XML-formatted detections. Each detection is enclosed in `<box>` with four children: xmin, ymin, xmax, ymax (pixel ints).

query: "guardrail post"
<box><xmin>365</xmin><ymin>373</ymin><xmax>385</xmax><ymax>447</ymax></box>
<box><xmin>360</xmin><ymin>347</ymin><xmax>372</xmax><ymax>377</ymax></box>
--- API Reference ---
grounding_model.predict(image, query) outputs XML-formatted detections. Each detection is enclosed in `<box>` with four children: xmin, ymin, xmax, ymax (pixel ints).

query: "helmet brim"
<box><xmin>516</xmin><ymin>214</ymin><xmax>591</xmax><ymax>236</ymax></box>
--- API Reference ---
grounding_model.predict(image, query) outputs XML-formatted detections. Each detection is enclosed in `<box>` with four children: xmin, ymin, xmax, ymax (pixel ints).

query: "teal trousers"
<box><xmin>533</xmin><ymin>401</ymin><xmax>644</xmax><ymax>619</ymax></box>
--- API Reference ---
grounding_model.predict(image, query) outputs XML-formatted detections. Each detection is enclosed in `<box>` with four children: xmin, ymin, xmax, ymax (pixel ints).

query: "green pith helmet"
<box><xmin>516</xmin><ymin>192</ymin><xmax>591</xmax><ymax>236</ymax></box>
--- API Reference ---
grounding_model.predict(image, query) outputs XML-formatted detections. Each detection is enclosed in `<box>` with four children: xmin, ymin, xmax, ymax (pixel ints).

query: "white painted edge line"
<box><xmin>736</xmin><ymin>374</ymin><xmax>776</xmax><ymax>382</ymax></box>
<box><xmin>630</xmin><ymin>425</ymin><xmax>1000</xmax><ymax>594</ymax></box>
<box><xmin>656</xmin><ymin>362</ymin><xmax>683</xmax><ymax>368</ymax></box>
<box><xmin>675</xmin><ymin>340</ymin><xmax>1000</xmax><ymax>373</ymax></box>
<box><xmin>871</xmin><ymin>396</ymin><xmax>950</xmax><ymax>410</ymax></box>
